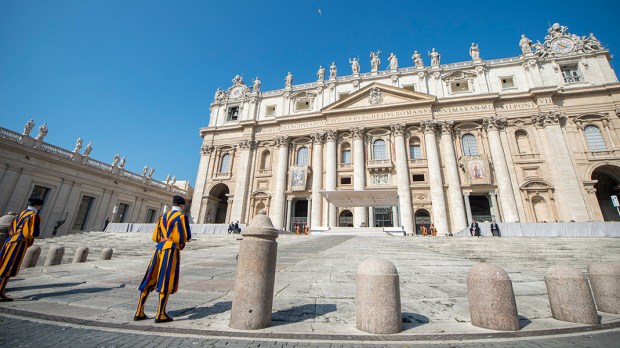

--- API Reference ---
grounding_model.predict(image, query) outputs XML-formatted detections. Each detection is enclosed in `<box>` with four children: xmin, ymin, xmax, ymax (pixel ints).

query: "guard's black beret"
<box><xmin>28</xmin><ymin>197</ymin><xmax>44</xmax><ymax>206</ymax></box>
<box><xmin>172</xmin><ymin>195</ymin><xmax>186</xmax><ymax>206</ymax></box>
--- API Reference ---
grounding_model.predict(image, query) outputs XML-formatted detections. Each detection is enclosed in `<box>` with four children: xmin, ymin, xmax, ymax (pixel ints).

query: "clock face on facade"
<box><xmin>551</xmin><ymin>38</ymin><xmax>574</xmax><ymax>54</ymax></box>
<box><xmin>230</xmin><ymin>87</ymin><xmax>243</xmax><ymax>98</ymax></box>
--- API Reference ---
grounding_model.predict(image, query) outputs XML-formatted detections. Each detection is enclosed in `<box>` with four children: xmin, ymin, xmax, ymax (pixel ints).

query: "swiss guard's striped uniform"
<box><xmin>0</xmin><ymin>206</ymin><xmax>41</xmax><ymax>300</ymax></box>
<box><xmin>135</xmin><ymin>204</ymin><xmax>191</xmax><ymax>322</ymax></box>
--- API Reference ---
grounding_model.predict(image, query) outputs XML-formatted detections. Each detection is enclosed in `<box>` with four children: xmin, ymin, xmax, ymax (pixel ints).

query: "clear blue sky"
<box><xmin>1</xmin><ymin>0</ymin><xmax>619</xmax><ymax>187</ymax></box>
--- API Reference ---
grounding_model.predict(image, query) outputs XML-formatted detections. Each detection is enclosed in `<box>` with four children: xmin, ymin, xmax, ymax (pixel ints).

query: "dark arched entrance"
<box><xmin>592</xmin><ymin>165</ymin><xmax>620</xmax><ymax>221</ymax></box>
<box><xmin>207</xmin><ymin>183</ymin><xmax>230</xmax><ymax>223</ymax></box>
<box><xmin>339</xmin><ymin>210</ymin><xmax>353</xmax><ymax>227</ymax></box>
<box><xmin>414</xmin><ymin>209</ymin><xmax>431</xmax><ymax>235</ymax></box>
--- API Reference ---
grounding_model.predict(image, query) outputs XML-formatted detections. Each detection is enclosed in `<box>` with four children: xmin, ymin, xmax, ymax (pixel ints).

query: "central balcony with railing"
<box><xmin>366</xmin><ymin>159</ymin><xmax>393</xmax><ymax>172</ymax></box>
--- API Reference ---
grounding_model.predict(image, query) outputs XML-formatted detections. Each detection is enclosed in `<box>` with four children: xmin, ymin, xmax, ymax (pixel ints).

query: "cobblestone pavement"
<box><xmin>1</xmin><ymin>314</ymin><xmax>618</xmax><ymax>348</ymax></box>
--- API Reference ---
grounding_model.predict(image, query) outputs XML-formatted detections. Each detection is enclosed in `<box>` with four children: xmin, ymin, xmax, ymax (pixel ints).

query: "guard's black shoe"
<box><xmin>154</xmin><ymin>316</ymin><xmax>173</xmax><ymax>323</ymax></box>
<box><xmin>133</xmin><ymin>314</ymin><xmax>148</xmax><ymax>321</ymax></box>
<box><xmin>0</xmin><ymin>294</ymin><xmax>13</xmax><ymax>302</ymax></box>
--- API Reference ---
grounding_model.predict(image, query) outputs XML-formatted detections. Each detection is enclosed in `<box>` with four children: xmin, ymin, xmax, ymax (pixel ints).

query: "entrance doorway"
<box><xmin>373</xmin><ymin>207</ymin><xmax>393</xmax><ymax>227</ymax></box>
<box><xmin>469</xmin><ymin>195</ymin><xmax>493</xmax><ymax>222</ymax></box>
<box><xmin>290</xmin><ymin>199</ymin><xmax>308</xmax><ymax>231</ymax></box>
<box><xmin>592</xmin><ymin>166</ymin><xmax>620</xmax><ymax>221</ymax></box>
<box><xmin>207</xmin><ymin>183</ymin><xmax>229</xmax><ymax>223</ymax></box>
<box><xmin>339</xmin><ymin>210</ymin><xmax>353</xmax><ymax>227</ymax></box>
<box><xmin>414</xmin><ymin>209</ymin><xmax>431</xmax><ymax>235</ymax></box>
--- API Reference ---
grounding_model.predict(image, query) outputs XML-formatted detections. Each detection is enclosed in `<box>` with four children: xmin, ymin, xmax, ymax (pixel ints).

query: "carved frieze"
<box><xmin>368</xmin><ymin>87</ymin><xmax>384</xmax><ymax>105</ymax></box>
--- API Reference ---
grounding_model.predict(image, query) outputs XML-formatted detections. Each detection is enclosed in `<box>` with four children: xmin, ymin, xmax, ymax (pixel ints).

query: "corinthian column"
<box><xmin>351</xmin><ymin>127</ymin><xmax>367</xmax><ymax>227</ymax></box>
<box><xmin>325</xmin><ymin>130</ymin><xmax>338</xmax><ymax>228</ymax></box>
<box><xmin>230</xmin><ymin>139</ymin><xmax>255</xmax><ymax>224</ymax></box>
<box><xmin>421</xmin><ymin>120</ymin><xmax>449</xmax><ymax>235</ymax></box>
<box><xmin>483</xmin><ymin>116</ymin><xmax>519</xmax><ymax>222</ymax></box>
<box><xmin>271</xmin><ymin>136</ymin><xmax>289</xmax><ymax>229</ymax></box>
<box><xmin>532</xmin><ymin>112</ymin><xmax>589</xmax><ymax>221</ymax></box>
<box><xmin>390</xmin><ymin>123</ymin><xmax>414</xmax><ymax>235</ymax></box>
<box><xmin>191</xmin><ymin>144</ymin><xmax>215</xmax><ymax>222</ymax></box>
<box><xmin>440</xmin><ymin>121</ymin><xmax>468</xmax><ymax>231</ymax></box>
<box><xmin>310</xmin><ymin>132</ymin><xmax>325</xmax><ymax>229</ymax></box>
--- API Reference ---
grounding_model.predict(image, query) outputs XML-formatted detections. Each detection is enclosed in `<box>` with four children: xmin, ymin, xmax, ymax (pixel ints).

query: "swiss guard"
<box><xmin>0</xmin><ymin>197</ymin><xmax>44</xmax><ymax>301</ymax></box>
<box><xmin>134</xmin><ymin>195</ymin><xmax>191</xmax><ymax>323</ymax></box>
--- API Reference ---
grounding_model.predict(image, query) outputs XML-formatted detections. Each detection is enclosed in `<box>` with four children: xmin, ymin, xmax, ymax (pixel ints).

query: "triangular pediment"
<box><xmin>322</xmin><ymin>82</ymin><xmax>436</xmax><ymax>114</ymax></box>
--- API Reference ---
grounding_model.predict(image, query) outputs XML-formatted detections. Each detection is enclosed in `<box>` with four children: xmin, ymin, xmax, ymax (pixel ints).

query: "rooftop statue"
<box><xmin>369</xmin><ymin>50</ymin><xmax>381</xmax><ymax>72</ymax></box>
<box><xmin>214</xmin><ymin>88</ymin><xmax>224</xmax><ymax>101</ymax></box>
<box><xmin>285</xmin><ymin>72</ymin><xmax>293</xmax><ymax>87</ymax></box>
<box><xmin>388</xmin><ymin>53</ymin><xmax>398</xmax><ymax>70</ymax></box>
<box><xmin>83</xmin><ymin>141</ymin><xmax>92</xmax><ymax>156</ymax></box>
<box><xmin>349</xmin><ymin>57</ymin><xmax>360</xmax><ymax>74</ymax></box>
<box><xmin>73</xmin><ymin>137</ymin><xmax>83</xmax><ymax>153</ymax></box>
<box><xmin>428</xmin><ymin>48</ymin><xmax>440</xmax><ymax>67</ymax></box>
<box><xmin>112</xmin><ymin>153</ymin><xmax>120</xmax><ymax>167</ymax></box>
<box><xmin>252</xmin><ymin>76</ymin><xmax>261</xmax><ymax>92</ymax></box>
<box><xmin>412</xmin><ymin>50</ymin><xmax>424</xmax><ymax>68</ymax></box>
<box><xmin>519</xmin><ymin>34</ymin><xmax>533</xmax><ymax>55</ymax></box>
<box><xmin>119</xmin><ymin>156</ymin><xmax>126</xmax><ymax>169</ymax></box>
<box><xmin>469</xmin><ymin>43</ymin><xmax>480</xmax><ymax>61</ymax></box>
<box><xmin>329</xmin><ymin>62</ymin><xmax>337</xmax><ymax>78</ymax></box>
<box><xmin>317</xmin><ymin>65</ymin><xmax>325</xmax><ymax>81</ymax></box>
<box><xmin>35</xmin><ymin>123</ymin><xmax>48</xmax><ymax>141</ymax></box>
<box><xmin>23</xmin><ymin>119</ymin><xmax>35</xmax><ymax>136</ymax></box>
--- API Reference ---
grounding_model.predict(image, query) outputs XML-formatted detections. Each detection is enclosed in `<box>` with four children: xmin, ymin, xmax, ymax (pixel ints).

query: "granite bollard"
<box><xmin>588</xmin><ymin>262</ymin><xmax>620</xmax><ymax>314</ymax></box>
<box><xmin>100</xmin><ymin>248</ymin><xmax>113</xmax><ymax>260</ymax></box>
<box><xmin>356</xmin><ymin>258</ymin><xmax>402</xmax><ymax>334</ymax></box>
<box><xmin>545</xmin><ymin>265</ymin><xmax>599</xmax><ymax>324</ymax></box>
<box><xmin>229</xmin><ymin>212</ymin><xmax>279</xmax><ymax>330</ymax></box>
<box><xmin>44</xmin><ymin>245</ymin><xmax>65</xmax><ymax>266</ymax></box>
<box><xmin>72</xmin><ymin>246</ymin><xmax>89</xmax><ymax>263</ymax></box>
<box><xmin>467</xmin><ymin>263</ymin><xmax>520</xmax><ymax>331</ymax></box>
<box><xmin>23</xmin><ymin>245</ymin><xmax>41</xmax><ymax>268</ymax></box>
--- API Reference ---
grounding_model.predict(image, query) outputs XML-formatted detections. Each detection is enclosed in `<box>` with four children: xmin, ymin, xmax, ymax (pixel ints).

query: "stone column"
<box><xmin>310</xmin><ymin>132</ymin><xmax>325</xmax><ymax>229</ymax></box>
<box><xmin>191</xmin><ymin>144</ymin><xmax>214</xmax><ymax>222</ymax></box>
<box><xmin>439</xmin><ymin>121</ymin><xmax>468</xmax><ymax>231</ymax></box>
<box><xmin>533</xmin><ymin>112</ymin><xmax>589</xmax><ymax>221</ymax></box>
<box><xmin>390</xmin><ymin>123</ymin><xmax>415</xmax><ymax>235</ymax></box>
<box><xmin>489</xmin><ymin>191</ymin><xmax>500</xmax><ymax>221</ymax></box>
<box><xmin>421</xmin><ymin>121</ymin><xmax>449</xmax><ymax>235</ymax></box>
<box><xmin>306</xmin><ymin>197</ymin><xmax>312</xmax><ymax>229</ymax></box>
<box><xmin>351</xmin><ymin>127</ymin><xmax>367</xmax><ymax>227</ymax></box>
<box><xmin>285</xmin><ymin>197</ymin><xmax>293</xmax><ymax>232</ymax></box>
<box><xmin>230</xmin><ymin>139</ymin><xmax>255</xmax><ymax>223</ymax></box>
<box><xmin>483</xmin><ymin>117</ymin><xmax>519</xmax><ymax>222</ymax></box>
<box><xmin>325</xmin><ymin>130</ymin><xmax>338</xmax><ymax>228</ymax></box>
<box><xmin>368</xmin><ymin>207</ymin><xmax>374</xmax><ymax>227</ymax></box>
<box><xmin>271</xmin><ymin>136</ymin><xmax>290</xmax><ymax>229</ymax></box>
<box><xmin>464</xmin><ymin>192</ymin><xmax>472</xmax><ymax>224</ymax></box>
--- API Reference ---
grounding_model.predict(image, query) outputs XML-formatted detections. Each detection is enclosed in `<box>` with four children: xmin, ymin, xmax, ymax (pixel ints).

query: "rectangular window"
<box><xmin>341</xmin><ymin>149</ymin><xmax>352</xmax><ymax>164</ymax></box>
<box><xmin>115</xmin><ymin>203</ymin><xmax>130</xmax><ymax>223</ymax></box>
<box><xmin>29</xmin><ymin>185</ymin><xmax>51</xmax><ymax>214</ymax></box>
<box><xmin>403</xmin><ymin>84</ymin><xmax>416</xmax><ymax>92</ymax></box>
<box><xmin>146</xmin><ymin>208</ymin><xmax>157</xmax><ymax>223</ymax></box>
<box><xmin>72</xmin><ymin>195</ymin><xmax>94</xmax><ymax>231</ymax></box>
<box><xmin>295</xmin><ymin>100</ymin><xmax>311</xmax><ymax>111</ymax></box>
<box><xmin>409</xmin><ymin>145</ymin><xmax>421</xmax><ymax>159</ymax></box>
<box><xmin>340</xmin><ymin>177</ymin><xmax>352</xmax><ymax>185</ymax></box>
<box><xmin>227</xmin><ymin>106</ymin><xmax>239</xmax><ymax>121</ymax></box>
<box><xmin>265</xmin><ymin>105</ymin><xmax>276</xmax><ymax>116</ymax></box>
<box><xmin>338</xmin><ymin>92</ymin><xmax>350</xmax><ymax>100</ymax></box>
<box><xmin>501</xmin><ymin>76</ymin><xmax>515</xmax><ymax>89</ymax></box>
<box><xmin>561</xmin><ymin>65</ymin><xmax>583</xmax><ymax>83</ymax></box>
<box><xmin>412</xmin><ymin>174</ymin><xmax>425</xmax><ymax>182</ymax></box>
<box><xmin>451</xmin><ymin>80</ymin><xmax>469</xmax><ymax>93</ymax></box>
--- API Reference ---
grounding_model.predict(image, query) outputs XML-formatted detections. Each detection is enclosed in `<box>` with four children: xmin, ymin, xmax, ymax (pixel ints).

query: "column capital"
<box><xmin>390</xmin><ymin>123</ymin><xmax>407</xmax><ymax>137</ymax></box>
<box><xmin>325</xmin><ymin>129</ymin><xmax>338</xmax><ymax>142</ymax></box>
<box><xmin>421</xmin><ymin>120</ymin><xmax>440</xmax><ymax>134</ymax></box>
<box><xmin>201</xmin><ymin>145</ymin><xmax>215</xmax><ymax>155</ymax></box>
<box><xmin>463</xmin><ymin>192</ymin><xmax>471</xmax><ymax>196</ymax></box>
<box><xmin>310</xmin><ymin>132</ymin><xmax>326</xmax><ymax>144</ymax></box>
<box><xmin>237</xmin><ymin>139</ymin><xmax>256</xmax><ymax>150</ymax></box>
<box><xmin>482</xmin><ymin>116</ymin><xmax>507</xmax><ymax>132</ymax></box>
<box><xmin>440</xmin><ymin>120</ymin><xmax>455</xmax><ymax>135</ymax></box>
<box><xmin>350</xmin><ymin>127</ymin><xmax>366</xmax><ymax>140</ymax></box>
<box><xmin>531</xmin><ymin>111</ymin><xmax>566</xmax><ymax>128</ymax></box>
<box><xmin>274</xmin><ymin>136</ymin><xmax>290</xmax><ymax>148</ymax></box>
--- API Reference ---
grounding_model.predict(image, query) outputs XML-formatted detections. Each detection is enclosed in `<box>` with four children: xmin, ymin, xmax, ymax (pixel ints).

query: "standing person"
<box><xmin>469</xmin><ymin>220</ymin><xmax>480</xmax><ymax>237</ymax></box>
<box><xmin>234</xmin><ymin>221</ymin><xmax>240</xmax><ymax>234</ymax></box>
<box><xmin>134</xmin><ymin>195</ymin><xmax>191</xmax><ymax>323</ymax></box>
<box><xmin>491</xmin><ymin>220</ymin><xmax>501</xmax><ymax>237</ymax></box>
<box><xmin>0</xmin><ymin>197</ymin><xmax>44</xmax><ymax>301</ymax></box>
<box><xmin>430</xmin><ymin>223</ymin><xmax>437</xmax><ymax>236</ymax></box>
<box><xmin>294</xmin><ymin>224</ymin><xmax>300</xmax><ymax>235</ymax></box>
<box><xmin>103</xmin><ymin>217</ymin><xmax>110</xmax><ymax>231</ymax></box>
<box><xmin>420</xmin><ymin>225</ymin><xmax>428</xmax><ymax>236</ymax></box>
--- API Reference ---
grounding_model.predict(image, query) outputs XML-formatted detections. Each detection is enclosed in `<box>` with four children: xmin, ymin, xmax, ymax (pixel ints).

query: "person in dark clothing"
<box><xmin>491</xmin><ymin>220</ymin><xmax>501</xmax><ymax>237</ymax></box>
<box><xmin>470</xmin><ymin>220</ymin><xmax>480</xmax><ymax>237</ymax></box>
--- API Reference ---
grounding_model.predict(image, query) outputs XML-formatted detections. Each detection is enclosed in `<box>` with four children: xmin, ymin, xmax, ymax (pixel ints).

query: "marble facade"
<box><xmin>192</xmin><ymin>24</ymin><xmax>620</xmax><ymax>235</ymax></box>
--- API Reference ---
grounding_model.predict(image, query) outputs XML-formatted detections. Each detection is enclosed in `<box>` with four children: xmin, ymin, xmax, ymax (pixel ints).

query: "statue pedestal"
<box><xmin>20</xmin><ymin>136</ymin><xmax>35</xmax><ymax>147</ymax></box>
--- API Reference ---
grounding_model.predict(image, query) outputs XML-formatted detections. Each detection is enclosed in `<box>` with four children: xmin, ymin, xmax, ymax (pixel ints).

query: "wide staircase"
<box><xmin>318</xmin><ymin>227</ymin><xmax>391</xmax><ymax>236</ymax></box>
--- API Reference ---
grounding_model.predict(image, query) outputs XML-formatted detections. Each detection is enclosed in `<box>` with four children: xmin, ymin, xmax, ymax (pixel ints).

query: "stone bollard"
<box><xmin>545</xmin><ymin>265</ymin><xmax>599</xmax><ymax>324</ymax></box>
<box><xmin>356</xmin><ymin>258</ymin><xmax>402</xmax><ymax>334</ymax></box>
<box><xmin>72</xmin><ymin>246</ymin><xmax>89</xmax><ymax>263</ymax></box>
<box><xmin>23</xmin><ymin>245</ymin><xmax>41</xmax><ymax>268</ymax></box>
<box><xmin>588</xmin><ymin>262</ymin><xmax>620</xmax><ymax>314</ymax></box>
<box><xmin>44</xmin><ymin>245</ymin><xmax>65</xmax><ymax>266</ymax></box>
<box><xmin>100</xmin><ymin>248</ymin><xmax>113</xmax><ymax>260</ymax></box>
<box><xmin>467</xmin><ymin>263</ymin><xmax>520</xmax><ymax>331</ymax></box>
<box><xmin>229</xmin><ymin>212</ymin><xmax>279</xmax><ymax>330</ymax></box>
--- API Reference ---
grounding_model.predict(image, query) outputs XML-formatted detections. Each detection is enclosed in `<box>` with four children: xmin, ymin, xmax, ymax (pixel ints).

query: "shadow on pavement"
<box><xmin>171</xmin><ymin>301</ymin><xmax>232</xmax><ymax>320</ymax></box>
<box><xmin>402</xmin><ymin>312</ymin><xmax>430</xmax><ymax>329</ymax></box>
<box><xmin>26</xmin><ymin>287</ymin><xmax>115</xmax><ymax>300</ymax></box>
<box><xmin>272</xmin><ymin>303</ymin><xmax>337</xmax><ymax>324</ymax></box>
<box><xmin>9</xmin><ymin>282</ymin><xmax>85</xmax><ymax>292</ymax></box>
<box><xmin>519</xmin><ymin>315</ymin><xmax>533</xmax><ymax>329</ymax></box>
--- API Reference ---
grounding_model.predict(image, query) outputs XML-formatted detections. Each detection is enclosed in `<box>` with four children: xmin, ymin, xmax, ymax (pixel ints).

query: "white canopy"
<box><xmin>319</xmin><ymin>189</ymin><xmax>399</xmax><ymax>207</ymax></box>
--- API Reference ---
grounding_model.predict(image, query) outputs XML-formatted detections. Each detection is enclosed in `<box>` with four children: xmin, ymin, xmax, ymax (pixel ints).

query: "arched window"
<box><xmin>409</xmin><ymin>137</ymin><xmax>422</xmax><ymax>159</ymax></box>
<box><xmin>373</xmin><ymin>139</ymin><xmax>386</xmax><ymax>160</ymax></box>
<box><xmin>296</xmin><ymin>147</ymin><xmax>309</xmax><ymax>165</ymax></box>
<box><xmin>461</xmin><ymin>133</ymin><xmax>479</xmax><ymax>156</ymax></box>
<box><xmin>220</xmin><ymin>153</ymin><xmax>231</xmax><ymax>173</ymax></box>
<box><xmin>584</xmin><ymin>125</ymin><xmax>607</xmax><ymax>152</ymax></box>
<box><xmin>341</xmin><ymin>142</ymin><xmax>351</xmax><ymax>164</ymax></box>
<box><xmin>260</xmin><ymin>150</ymin><xmax>271</xmax><ymax>169</ymax></box>
<box><xmin>515</xmin><ymin>130</ymin><xmax>532</xmax><ymax>154</ymax></box>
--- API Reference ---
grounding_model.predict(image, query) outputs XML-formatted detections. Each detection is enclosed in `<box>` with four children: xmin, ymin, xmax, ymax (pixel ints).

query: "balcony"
<box><xmin>338</xmin><ymin>162</ymin><xmax>353</xmax><ymax>171</ymax></box>
<box><xmin>586</xmin><ymin>149</ymin><xmax>620</xmax><ymax>161</ymax></box>
<box><xmin>408</xmin><ymin>158</ymin><xmax>428</xmax><ymax>168</ymax></box>
<box><xmin>514</xmin><ymin>153</ymin><xmax>542</xmax><ymax>164</ymax></box>
<box><xmin>213</xmin><ymin>172</ymin><xmax>231</xmax><ymax>180</ymax></box>
<box><xmin>366</xmin><ymin>159</ymin><xmax>393</xmax><ymax>172</ymax></box>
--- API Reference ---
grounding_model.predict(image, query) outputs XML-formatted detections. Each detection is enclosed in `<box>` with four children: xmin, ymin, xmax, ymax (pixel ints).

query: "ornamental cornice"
<box><xmin>350</xmin><ymin>127</ymin><xmax>366</xmax><ymax>140</ymax></box>
<box><xmin>482</xmin><ymin>116</ymin><xmax>508</xmax><ymax>131</ymax></box>
<box><xmin>420</xmin><ymin>120</ymin><xmax>440</xmax><ymax>134</ymax></box>
<box><xmin>390</xmin><ymin>123</ymin><xmax>407</xmax><ymax>137</ymax></box>
<box><xmin>531</xmin><ymin>111</ymin><xmax>566</xmax><ymax>128</ymax></box>
<box><xmin>325</xmin><ymin>129</ymin><xmax>338</xmax><ymax>142</ymax></box>
<box><xmin>274</xmin><ymin>136</ymin><xmax>290</xmax><ymax>148</ymax></box>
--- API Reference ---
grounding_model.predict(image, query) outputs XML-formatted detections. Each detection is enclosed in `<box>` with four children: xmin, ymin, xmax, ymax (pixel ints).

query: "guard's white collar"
<box><xmin>171</xmin><ymin>206</ymin><xmax>182</xmax><ymax>212</ymax></box>
<box><xmin>27</xmin><ymin>206</ymin><xmax>38</xmax><ymax>214</ymax></box>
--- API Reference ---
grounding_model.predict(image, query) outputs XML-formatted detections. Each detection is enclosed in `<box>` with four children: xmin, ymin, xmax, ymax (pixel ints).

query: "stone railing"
<box><xmin>214</xmin><ymin>172</ymin><xmax>231</xmax><ymax>179</ymax></box>
<box><xmin>338</xmin><ymin>163</ymin><xmax>353</xmax><ymax>169</ymax></box>
<box><xmin>0</xmin><ymin>128</ymin><xmax>22</xmax><ymax>142</ymax></box>
<box><xmin>586</xmin><ymin>149</ymin><xmax>620</xmax><ymax>160</ymax></box>
<box><xmin>408</xmin><ymin>158</ymin><xmax>428</xmax><ymax>166</ymax></box>
<box><xmin>514</xmin><ymin>153</ymin><xmax>541</xmax><ymax>161</ymax></box>
<box><xmin>85</xmin><ymin>158</ymin><xmax>114</xmax><ymax>172</ymax></box>
<box><xmin>40</xmin><ymin>142</ymin><xmax>73</xmax><ymax>159</ymax></box>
